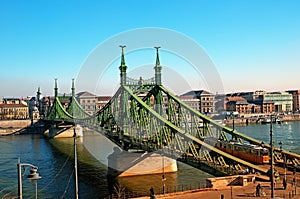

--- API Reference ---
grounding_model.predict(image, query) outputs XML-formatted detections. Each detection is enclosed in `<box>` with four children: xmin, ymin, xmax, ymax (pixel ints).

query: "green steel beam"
<box><xmin>123</xmin><ymin>85</ymin><xmax>269</xmax><ymax>174</ymax></box>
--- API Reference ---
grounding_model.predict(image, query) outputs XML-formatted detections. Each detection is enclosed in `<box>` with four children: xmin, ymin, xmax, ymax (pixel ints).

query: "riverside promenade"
<box><xmin>136</xmin><ymin>181</ymin><xmax>299</xmax><ymax>199</ymax></box>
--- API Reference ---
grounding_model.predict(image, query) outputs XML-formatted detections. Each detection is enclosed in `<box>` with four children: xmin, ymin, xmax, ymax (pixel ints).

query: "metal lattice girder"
<box><xmin>81</xmin><ymin>84</ymin><xmax>294</xmax><ymax>176</ymax></box>
<box><xmin>234</xmin><ymin>164</ymin><xmax>243</xmax><ymax>172</ymax></box>
<box><xmin>152</xmin><ymin>84</ymin><xmax>300</xmax><ymax>166</ymax></box>
<box><xmin>203</xmin><ymin>150</ymin><xmax>213</xmax><ymax>162</ymax></box>
<box><xmin>157</xmin><ymin>85</ymin><xmax>259</xmax><ymax>143</ymax></box>
<box><xmin>85</xmin><ymin>85</ymin><xmax>271</xmax><ymax>176</ymax></box>
<box><xmin>128</xmin><ymin>85</ymin><xmax>273</xmax><ymax>174</ymax></box>
<box><xmin>217</xmin><ymin>156</ymin><xmax>228</xmax><ymax>167</ymax></box>
<box><xmin>188</xmin><ymin>142</ymin><xmax>199</xmax><ymax>157</ymax></box>
<box><xmin>219</xmin><ymin>131</ymin><xmax>228</xmax><ymax>141</ymax></box>
<box><xmin>141</xmin><ymin>85</ymin><xmax>228</xmax><ymax>142</ymax></box>
<box><xmin>174</xmin><ymin>134</ymin><xmax>185</xmax><ymax>152</ymax></box>
<box><xmin>292</xmin><ymin>159</ymin><xmax>299</xmax><ymax>166</ymax></box>
<box><xmin>45</xmin><ymin>74</ymin><xmax>300</xmax><ymax>176</ymax></box>
<box><xmin>273</xmin><ymin>152</ymin><xmax>281</xmax><ymax>162</ymax></box>
<box><xmin>45</xmin><ymin>95</ymin><xmax>92</xmax><ymax>122</ymax></box>
<box><xmin>45</xmin><ymin>97</ymin><xmax>74</xmax><ymax>121</ymax></box>
<box><xmin>66</xmin><ymin>96</ymin><xmax>91</xmax><ymax>118</ymax></box>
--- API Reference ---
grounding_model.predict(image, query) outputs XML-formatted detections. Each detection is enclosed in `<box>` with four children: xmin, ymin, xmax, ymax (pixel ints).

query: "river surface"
<box><xmin>0</xmin><ymin>131</ymin><xmax>210</xmax><ymax>198</ymax></box>
<box><xmin>0</xmin><ymin>121</ymin><xmax>300</xmax><ymax>198</ymax></box>
<box><xmin>235</xmin><ymin>121</ymin><xmax>300</xmax><ymax>153</ymax></box>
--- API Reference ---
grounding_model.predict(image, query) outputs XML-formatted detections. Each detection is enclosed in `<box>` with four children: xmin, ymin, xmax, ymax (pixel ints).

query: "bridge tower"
<box><xmin>119</xmin><ymin>45</ymin><xmax>128</xmax><ymax>146</ymax></box>
<box><xmin>154</xmin><ymin>47</ymin><xmax>163</xmax><ymax>115</ymax></box>
<box><xmin>154</xmin><ymin>46</ymin><xmax>162</xmax><ymax>85</ymax></box>
<box><xmin>36</xmin><ymin>87</ymin><xmax>41</xmax><ymax>113</ymax></box>
<box><xmin>36</xmin><ymin>87</ymin><xmax>41</xmax><ymax>101</ymax></box>
<box><xmin>54</xmin><ymin>78</ymin><xmax>58</xmax><ymax>97</ymax></box>
<box><xmin>71</xmin><ymin>78</ymin><xmax>75</xmax><ymax>97</ymax></box>
<box><xmin>119</xmin><ymin>45</ymin><xmax>127</xmax><ymax>86</ymax></box>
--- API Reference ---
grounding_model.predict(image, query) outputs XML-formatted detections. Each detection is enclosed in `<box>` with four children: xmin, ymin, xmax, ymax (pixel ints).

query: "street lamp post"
<box><xmin>232</xmin><ymin>113</ymin><xmax>235</xmax><ymax>132</ymax></box>
<box><xmin>231</xmin><ymin>111</ymin><xmax>235</xmax><ymax>140</ymax></box>
<box><xmin>17</xmin><ymin>158</ymin><xmax>41</xmax><ymax>199</ymax></box>
<box><xmin>270</xmin><ymin>115</ymin><xmax>275</xmax><ymax>198</ymax></box>
<box><xmin>294</xmin><ymin>168</ymin><xmax>297</xmax><ymax>194</ymax></box>
<box><xmin>161</xmin><ymin>149</ymin><xmax>166</xmax><ymax>195</ymax></box>
<box><xmin>74</xmin><ymin>127</ymin><xmax>79</xmax><ymax>199</ymax></box>
<box><xmin>279</xmin><ymin>141</ymin><xmax>286</xmax><ymax>182</ymax></box>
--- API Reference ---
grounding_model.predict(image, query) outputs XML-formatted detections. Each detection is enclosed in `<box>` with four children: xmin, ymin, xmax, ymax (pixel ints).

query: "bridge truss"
<box><xmin>44</xmin><ymin>47</ymin><xmax>300</xmax><ymax>177</ymax></box>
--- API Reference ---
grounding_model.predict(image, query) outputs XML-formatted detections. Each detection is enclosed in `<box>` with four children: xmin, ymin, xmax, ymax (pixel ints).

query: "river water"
<box><xmin>0</xmin><ymin>121</ymin><xmax>299</xmax><ymax>198</ymax></box>
<box><xmin>235</xmin><ymin>121</ymin><xmax>300</xmax><ymax>153</ymax></box>
<box><xmin>0</xmin><ymin>131</ymin><xmax>211</xmax><ymax>198</ymax></box>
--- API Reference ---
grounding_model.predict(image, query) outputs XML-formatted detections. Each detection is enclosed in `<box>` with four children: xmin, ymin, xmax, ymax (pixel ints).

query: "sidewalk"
<box><xmin>135</xmin><ymin>182</ymin><xmax>300</xmax><ymax>199</ymax></box>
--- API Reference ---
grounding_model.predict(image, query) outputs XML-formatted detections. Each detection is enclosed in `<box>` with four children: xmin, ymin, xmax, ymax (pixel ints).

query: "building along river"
<box><xmin>0</xmin><ymin>121</ymin><xmax>300</xmax><ymax>198</ymax></box>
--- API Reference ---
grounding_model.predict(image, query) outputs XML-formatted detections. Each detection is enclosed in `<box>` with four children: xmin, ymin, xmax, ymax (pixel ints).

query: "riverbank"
<box><xmin>224</xmin><ymin>113</ymin><xmax>300</xmax><ymax>126</ymax></box>
<box><xmin>0</xmin><ymin>119</ymin><xmax>40</xmax><ymax>135</ymax></box>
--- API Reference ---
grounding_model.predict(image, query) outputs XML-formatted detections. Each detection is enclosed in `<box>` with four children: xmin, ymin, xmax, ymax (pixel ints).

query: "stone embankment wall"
<box><xmin>206</xmin><ymin>175</ymin><xmax>255</xmax><ymax>188</ymax></box>
<box><xmin>0</xmin><ymin>119</ymin><xmax>31</xmax><ymax>128</ymax></box>
<box><xmin>225</xmin><ymin>114</ymin><xmax>300</xmax><ymax>126</ymax></box>
<box><xmin>283</xmin><ymin>114</ymin><xmax>300</xmax><ymax>121</ymax></box>
<box><xmin>0</xmin><ymin>119</ymin><xmax>32</xmax><ymax>135</ymax></box>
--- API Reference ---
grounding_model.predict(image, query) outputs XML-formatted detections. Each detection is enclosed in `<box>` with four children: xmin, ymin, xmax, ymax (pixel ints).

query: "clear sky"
<box><xmin>0</xmin><ymin>0</ymin><xmax>299</xmax><ymax>97</ymax></box>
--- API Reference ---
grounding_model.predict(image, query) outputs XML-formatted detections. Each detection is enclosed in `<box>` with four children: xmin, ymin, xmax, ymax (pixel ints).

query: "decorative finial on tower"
<box><xmin>36</xmin><ymin>87</ymin><xmax>41</xmax><ymax>102</ymax></box>
<box><xmin>54</xmin><ymin>78</ymin><xmax>58</xmax><ymax>97</ymax></box>
<box><xmin>154</xmin><ymin>46</ymin><xmax>162</xmax><ymax>85</ymax></box>
<box><xmin>119</xmin><ymin>45</ymin><xmax>127</xmax><ymax>86</ymax></box>
<box><xmin>71</xmin><ymin>78</ymin><xmax>75</xmax><ymax>97</ymax></box>
<box><xmin>119</xmin><ymin>45</ymin><xmax>126</xmax><ymax>67</ymax></box>
<box><xmin>154</xmin><ymin>46</ymin><xmax>161</xmax><ymax>66</ymax></box>
<box><xmin>37</xmin><ymin>87</ymin><xmax>41</xmax><ymax>95</ymax></box>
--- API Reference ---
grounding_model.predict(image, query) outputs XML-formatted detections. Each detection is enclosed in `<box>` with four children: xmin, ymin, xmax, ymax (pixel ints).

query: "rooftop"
<box><xmin>0</xmin><ymin>103</ymin><xmax>28</xmax><ymax>108</ymax></box>
<box><xmin>181</xmin><ymin>90</ymin><xmax>214</xmax><ymax>97</ymax></box>
<box><xmin>76</xmin><ymin>91</ymin><xmax>96</xmax><ymax>97</ymax></box>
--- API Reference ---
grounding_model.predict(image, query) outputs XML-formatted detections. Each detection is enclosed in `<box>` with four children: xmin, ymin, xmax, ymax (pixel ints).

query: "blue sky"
<box><xmin>0</xmin><ymin>0</ymin><xmax>299</xmax><ymax>97</ymax></box>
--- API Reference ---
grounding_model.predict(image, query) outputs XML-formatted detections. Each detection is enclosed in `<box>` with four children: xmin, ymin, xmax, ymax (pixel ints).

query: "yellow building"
<box><xmin>0</xmin><ymin>102</ymin><xmax>29</xmax><ymax>119</ymax></box>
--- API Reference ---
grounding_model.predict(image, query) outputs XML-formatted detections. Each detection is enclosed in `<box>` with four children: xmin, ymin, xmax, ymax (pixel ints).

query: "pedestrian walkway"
<box><xmin>135</xmin><ymin>181</ymin><xmax>300</xmax><ymax>199</ymax></box>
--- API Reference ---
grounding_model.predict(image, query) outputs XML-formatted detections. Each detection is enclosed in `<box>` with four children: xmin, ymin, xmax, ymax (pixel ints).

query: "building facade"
<box><xmin>225</xmin><ymin>96</ymin><xmax>261</xmax><ymax>114</ymax></box>
<box><xmin>0</xmin><ymin>98</ymin><xmax>29</xmax><ymax>119</ymax></box>
<box><xmin>96</xmin><ymin>96</ymin><xmax>112</xmax><ymax>110</ymax></box>
<box><xmin>226</xmin><ymin>91</ymin><xmax>293</xmax><ymax>114</ymax></box>
<box><xmin>261</xmin><ymin>100</ymin><xmax>275</xmax><ymax>113</ymax></box>
<box><xmin>263</xmin><ymin>92</ymin><xmax>293</xmax><ymax>112</ymax></box>
<box><xmin>76</xmin><ymin>91</ymin><xmax>97</xmax><ymax>115</ymax></box>
<box><xmin>178</xmin><ymin>95</ymin><xmax>200</xmax><ymax>111</ymax></box>
<box><xmin>180</xmin><ymin>90</ymin><xmax>215</xmax><ymax>114</ymax></box>
<box><xmin>286</xmin><ymin>90</ymin><xmax>300</xmax><ymax>112</ymax></box>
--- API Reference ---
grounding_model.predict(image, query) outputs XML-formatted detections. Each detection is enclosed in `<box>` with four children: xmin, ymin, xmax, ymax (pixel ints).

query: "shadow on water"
<box><xmin>82</xmin><ymin>130</ymin><xmax>213</xmax><ymax>197</ymax></box>
<box><xmin>49</xmin><ymin>136</ymin><xmax>110</xmax><ymax>198</ymax></box>
<box><xmin>1</xmin><ymin>129</ymin><xmax>214</xmax><ymax>198</ymax></box>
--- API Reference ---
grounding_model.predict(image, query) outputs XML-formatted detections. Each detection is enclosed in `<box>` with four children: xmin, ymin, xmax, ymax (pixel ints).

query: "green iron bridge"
<box><xmin>43</xmin><ymin>46</ymin><xmax>300</xmax><ymax>177</ymax></box>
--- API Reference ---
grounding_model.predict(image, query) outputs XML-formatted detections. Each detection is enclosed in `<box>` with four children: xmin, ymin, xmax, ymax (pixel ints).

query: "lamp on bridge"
<box><xmin>17</xmin><ymin>158</ymin><xmax>41</xmax><ymax>199</ymax></box>
<box><xmin>278</xmin><ymin>141</ymin><xmax>287</xmax><ymax>183</ymax></box>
